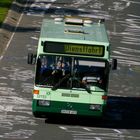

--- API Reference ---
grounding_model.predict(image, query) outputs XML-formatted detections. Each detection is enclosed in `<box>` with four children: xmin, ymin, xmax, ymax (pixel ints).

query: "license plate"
<box><xmin>61</xmin><ymin>110</ymin><xmax>77</xmax><ymax>115</ymax></box>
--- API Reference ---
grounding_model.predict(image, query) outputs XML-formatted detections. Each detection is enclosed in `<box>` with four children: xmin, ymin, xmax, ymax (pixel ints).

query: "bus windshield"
<box><xmin>35</xmin><ymin>55</ymin><xmax>109</xmax><ymax>91</ymax></box>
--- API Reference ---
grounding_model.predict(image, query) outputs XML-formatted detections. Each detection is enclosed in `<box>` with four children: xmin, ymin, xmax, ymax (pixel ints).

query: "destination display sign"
<box><xmin>43</xmin><ymin>41</ymin><xmax>104</xmax><ymax>57</ymax></box>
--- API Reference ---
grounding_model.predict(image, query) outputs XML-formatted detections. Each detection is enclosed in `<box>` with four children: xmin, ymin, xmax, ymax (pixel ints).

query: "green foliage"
<box><xmin>0</xmin><ymin>0</ymin><xmax>14</xmax><ymax>26</ymax></box>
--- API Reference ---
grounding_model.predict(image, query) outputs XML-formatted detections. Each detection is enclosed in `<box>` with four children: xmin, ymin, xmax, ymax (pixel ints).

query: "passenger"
<box><xmin>52</xmin><ymin>60</ymin><xmax>62</xmax><ymax>74</ymax></box>
<box><xmin>40</xmin><ymin>56</ymin><xmax>48</xmax><ymax>74</ymax></box>
<box><xmin>56</xmin><ymin>60</ymin><xmax>63</xmax><ymax>69</ymax></box>
<box><xmin>52</xmin><ymin>60</ymin><xmax>69</xmax><ymax>76</ymax></box>
<box><xmin>61</xmin><ymin>61</ymin><xmax>69</xmax><ymax>76</ymax></box>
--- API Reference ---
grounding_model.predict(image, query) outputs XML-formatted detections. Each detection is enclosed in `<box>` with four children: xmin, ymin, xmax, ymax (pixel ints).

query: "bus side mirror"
<box><xmin>112</xmin><ymin>59</ymin><xmax>117</xmax><ymax>70</ymax></box>
<box><xmin>27</xmin><ymin>53</ymin><xmax>36</xmax><ymax>64</ymax></box>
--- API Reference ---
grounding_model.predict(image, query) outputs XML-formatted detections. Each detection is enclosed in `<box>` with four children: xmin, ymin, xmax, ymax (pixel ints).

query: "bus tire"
<box><xmin>33</xmin><ymin>111</ymin><xmax>41</xmax><ymax>118</ymax></box>
<box><xmin>33</xmin><ymin>112</ymin><xmax>47</xmax><ymax>118</ymax></box>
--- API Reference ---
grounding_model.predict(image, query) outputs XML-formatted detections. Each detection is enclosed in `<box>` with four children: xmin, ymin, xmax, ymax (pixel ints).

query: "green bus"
<box><xmin>28</xmin><ymin>17</ymin><xmax>117</xmax><ymax>118</ymax></box>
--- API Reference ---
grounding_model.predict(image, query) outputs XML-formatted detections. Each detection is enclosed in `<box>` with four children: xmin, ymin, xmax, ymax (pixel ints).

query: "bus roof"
<box><xmin>40</xmin><ymin>18</ymin><xmax>109</xmax><ymax>45</ymax></box>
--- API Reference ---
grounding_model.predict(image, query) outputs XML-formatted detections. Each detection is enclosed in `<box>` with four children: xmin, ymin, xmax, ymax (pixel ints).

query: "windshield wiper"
<box><xmin>52</xmin><ymin>75</ymin><xmax>91</xmax><ymax>93</ymax></box>
<box><xmin>74</xmin><ymin>78</ymin><xmax>91</xmax><ymax>94</ymax></box>
<box><xmin>51</xmin><ymin>73</ymin><xmax>71</xmax><ymax>90</ymax></box>
<box><xmin>51</xmin><ymin>66</ymin><xmax>91</xmax><ymax>93</ymax></box>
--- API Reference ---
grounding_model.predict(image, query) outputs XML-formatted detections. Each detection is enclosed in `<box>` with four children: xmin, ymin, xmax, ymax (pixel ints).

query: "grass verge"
<box><xmin>0</xmin><ymin>0</ymin><xmax>14</xmax><ymax>26</ymax></box>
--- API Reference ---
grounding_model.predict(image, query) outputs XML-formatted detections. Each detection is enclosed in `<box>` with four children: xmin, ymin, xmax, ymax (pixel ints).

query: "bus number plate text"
<box><xmin>61</xmin><ymin>110</ymin><xmax>77</xmax><ymax>115</ymax></box>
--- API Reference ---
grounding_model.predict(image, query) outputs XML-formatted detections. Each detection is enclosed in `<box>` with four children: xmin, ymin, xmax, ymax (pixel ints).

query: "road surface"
<box><xmin>0</xmin><ymin>0</ymin><xmax>140</xmax><ymax>139</ymax></box>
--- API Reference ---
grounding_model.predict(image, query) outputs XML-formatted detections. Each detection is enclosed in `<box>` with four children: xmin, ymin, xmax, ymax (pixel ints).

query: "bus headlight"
<box><xmin>90</xmin><ymin>104</ymin><xmax>102</xmax><ymax>111</ymax></box>
<box><xmin>38</xmin><ymin>100</ymin><xmax>50</xmax><ymax>106</ymax></box>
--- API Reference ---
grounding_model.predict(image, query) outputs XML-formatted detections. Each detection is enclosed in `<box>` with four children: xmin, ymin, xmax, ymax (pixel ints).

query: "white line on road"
<box><xmin>59</xmin><ymin>126</ymin><xmax>68</xmax><ymax>130</ymax></box>
<box><xmin>0</xmin><ymin>0</ymin><xmax>29</xmax><ymax>61</ymax></box>
<box><xmin>83</xmin><ymin>127</ymin><xmax>92</xmax><ymax>131</ymax></box>
<box><xmin>113</xmin><ymin>129</ymin><xmax>122</xmax><ymax>134</ymax></box>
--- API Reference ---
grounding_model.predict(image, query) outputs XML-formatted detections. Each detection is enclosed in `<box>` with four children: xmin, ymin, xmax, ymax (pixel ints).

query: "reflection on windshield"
<box><xmin>35</xmin><ymin>55</ymin><xmax>109</xmax><ymax>91</ymax></box>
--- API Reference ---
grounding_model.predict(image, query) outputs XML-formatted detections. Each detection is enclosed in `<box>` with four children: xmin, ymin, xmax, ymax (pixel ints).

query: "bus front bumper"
<box><xmin>32</xmin><ymin>99</ymin><xmax>106</xmax><ymax>118</ymax></box>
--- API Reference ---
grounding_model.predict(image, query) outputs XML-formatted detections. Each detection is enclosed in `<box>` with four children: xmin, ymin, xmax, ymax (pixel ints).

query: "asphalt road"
<box><xmin>0</xmin><ymin>0</ymin><xmax>140</xmax><ymax>140</ymax></box>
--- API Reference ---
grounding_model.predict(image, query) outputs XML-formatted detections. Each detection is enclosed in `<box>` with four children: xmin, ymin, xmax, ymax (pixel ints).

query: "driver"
<box><xmin>52</xmin><ymin>60</ymin><xmax>69</xmax><ymax>76</ymax></box>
